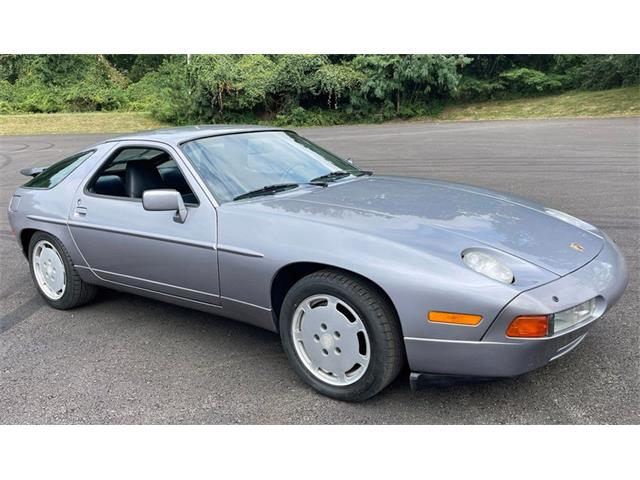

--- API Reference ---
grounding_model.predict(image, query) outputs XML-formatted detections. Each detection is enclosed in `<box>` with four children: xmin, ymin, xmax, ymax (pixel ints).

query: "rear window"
<box><xmin>23</xmin><ymin>150</ymin><xmax>95</xmax><ymax>189</ymax></box>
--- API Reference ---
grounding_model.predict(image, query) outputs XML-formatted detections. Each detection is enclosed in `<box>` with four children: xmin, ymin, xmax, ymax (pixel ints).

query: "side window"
<box><xmin>87</xmin><ymin>147</ymin><xmax>198</xmax><ymax>205</ymax></box>
<box><xmin>23</xmin><ymin>150</ymin><xmax>95</xmax><ymax>189</ymax></box>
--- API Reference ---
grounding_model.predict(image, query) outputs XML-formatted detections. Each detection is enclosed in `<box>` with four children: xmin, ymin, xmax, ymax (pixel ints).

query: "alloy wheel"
<box><xmin>291</xmin><ymin>294</ymin><xmax>371</xmax><ymax>386</ymax></box>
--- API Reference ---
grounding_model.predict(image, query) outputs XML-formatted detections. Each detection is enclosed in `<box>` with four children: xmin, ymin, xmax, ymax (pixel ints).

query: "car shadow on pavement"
<box><xmin>92</xmin><ymin>288</ymin><xmax>526</xmax><ymax>399</ymax></box>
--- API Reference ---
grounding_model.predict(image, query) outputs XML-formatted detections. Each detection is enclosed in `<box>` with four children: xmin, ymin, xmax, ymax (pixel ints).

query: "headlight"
<box><xmin>462</xmin><ymin>250</ymin><xmax>514</xmax><ymax>284</ymax></box>
<box><xmin>545</xmin><ymin>208</ymin><xmax>594</xmax><ymax>231</ymax></box>
<box><xmin>553</xmin><ymin>298</ymin><xmax>597</xmax><ymax>332</ymax></box>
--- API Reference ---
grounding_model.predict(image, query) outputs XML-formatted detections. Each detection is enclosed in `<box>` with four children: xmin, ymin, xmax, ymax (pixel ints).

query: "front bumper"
<box><xmin>405</xmin><ymin>234</ymin><xmax>628</xmax><ymax>378</ymax></box>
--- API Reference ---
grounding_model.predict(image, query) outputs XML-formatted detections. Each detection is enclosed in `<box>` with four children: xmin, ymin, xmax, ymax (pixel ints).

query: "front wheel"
<box><xmin>280</xmin><ymin>270</ymin><xmax>404</xmax><ymax>401</ymax></box>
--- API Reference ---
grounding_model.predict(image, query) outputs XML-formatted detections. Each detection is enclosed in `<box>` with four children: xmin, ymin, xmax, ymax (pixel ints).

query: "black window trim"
<box><xmin>83</xmin><ymin>144</ymin><xmax>201</xmax><ymax>207</ymax></box>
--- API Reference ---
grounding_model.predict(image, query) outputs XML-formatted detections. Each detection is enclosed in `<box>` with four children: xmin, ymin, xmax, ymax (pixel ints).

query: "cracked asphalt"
<box><xmin>0</xmin><ymin>117</ymin><xmax>638</xmax><ymax>424</ymax></box>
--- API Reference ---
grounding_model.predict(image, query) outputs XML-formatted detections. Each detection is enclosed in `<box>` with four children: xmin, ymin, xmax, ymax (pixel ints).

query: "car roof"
<box><xmin>104</xmin><ymin>125</ymin><xmax>287</xmax><ymax>146</ymax></box>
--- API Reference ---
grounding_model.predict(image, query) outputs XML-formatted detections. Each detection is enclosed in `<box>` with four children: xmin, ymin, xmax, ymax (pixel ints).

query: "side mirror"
<box><xmin>142</xmin><ymin>189</ymin><xmax>188</xmax><ymax>223</ymax></box>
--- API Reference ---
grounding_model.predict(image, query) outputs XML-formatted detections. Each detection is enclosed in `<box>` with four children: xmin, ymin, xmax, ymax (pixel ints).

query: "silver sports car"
<box><xmin>7</xmin><ymin>126</ymin><xmax>628</xmax><ymax>401</ymax></box>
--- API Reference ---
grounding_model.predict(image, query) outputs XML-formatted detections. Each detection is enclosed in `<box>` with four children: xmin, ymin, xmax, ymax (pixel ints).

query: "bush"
<box><xmin>10</xmin><ymin>79</ymin><xmax>64</xmax><ymax>113</ymax></box>
<box><xmin>0</xmin><ymin>79</ymin><xmax>15</xmax><ymax>113</ymax></box>
<box><xmin>0</xmin><ymin>55</ymin><xmax>130</xmax><ymax>113</ymax></box>
<box><xmin>1</xmin><ymin>54</ymin><xmax>638</xmax><ymax>125</ymax></box>
<box><xmin>274</xmin><ymin>106</ymin><xmax>319</xmax><ymax>126</ymax></box>
<box><xmin>571</xmin><ymin>55</ymin><xmax>640</xmax><ymax>90</ymax></box>
<box><xmin>63</xmin><ymin>83</ymin><xmax>126</xmax><ymax>112</ymax></box>
<box><xmin>127</xmin><ymin>58</ymin><xmax>194</xmax><ymax>124</ymax></box>
<box><xmin>456</xmin><ymin>77</ymin><xmax>505</xmax><ymax>100</ymax></box>
<box><xmin>313</xmin><ymin>63</ymin><xmax>364</xmax><ymax>108</ymax></box>
<box><xmin>499</xmin><ymin>68</ymin><xmax>564</xmax><ymax>95</ymax></box>
<box><xmin>350</xmin><ymin>55</ymin><xmax>468</xmax><ymax>114</ymax></box>
<box><xmin>270</xmin><ymin>55</ymin><xmax>328</xmax><ymax>110</ymax></box>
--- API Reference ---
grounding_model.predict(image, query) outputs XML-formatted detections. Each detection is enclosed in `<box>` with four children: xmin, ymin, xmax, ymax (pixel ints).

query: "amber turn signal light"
<box><xmin>506</xmin><ymin>315</ymin><xmax>550</xmax><ymax>338</ymax></box>
<box><xmin>428</xmin><ymin>311</ymin><xmax>483</xmax><ymax>326</ymax></box>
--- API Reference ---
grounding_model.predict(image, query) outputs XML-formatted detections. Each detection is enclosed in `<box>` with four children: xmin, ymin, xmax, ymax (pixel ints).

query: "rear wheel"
<box><xmin>28</xmin><ymin>232</ymin><xmax>97</xmax><ymax>309</ymax></box>
<box><xmin>280</xmin><ymin>270</ymin><xmax>404</xmax><ymax>401</ymax></box>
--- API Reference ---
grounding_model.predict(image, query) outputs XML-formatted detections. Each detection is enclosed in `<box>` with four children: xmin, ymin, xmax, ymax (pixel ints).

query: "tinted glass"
<box><xmin>88</xmin><ymin>147</ymin><xmax>198</xmax><ymax>205</ymax></box>
<box><xmin>23</xmin><ymin>150</ymin><xmax>95</xmax><ymax>189</ymax></box>
<box><xmin>103</xmin><ymin>149</ymin><xmax>167</xmax><ymax>174</ymax></box>
<box><xmin>181</xmin><ymin>131</ymin><xmax>361</xmax><ymax>203</ymax></box>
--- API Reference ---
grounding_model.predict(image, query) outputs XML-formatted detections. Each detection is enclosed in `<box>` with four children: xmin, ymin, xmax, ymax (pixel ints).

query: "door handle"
<box><xmin>75</xmin><ymin>206</ymin><xmax>88</xmax><ymax>216</ymax></box>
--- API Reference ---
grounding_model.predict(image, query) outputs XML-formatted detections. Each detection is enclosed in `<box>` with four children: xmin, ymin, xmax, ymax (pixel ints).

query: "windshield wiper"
<box><xmin>310</xmin><ymin>170</ymin><xmax>373</xmax><ymax>183</ymax></box>
<box><xmin>233</xmin><ymin>180</ymin><xmax>327</xmax><ymax>201</ymax></box>
<box><xmin>233</xmin><ymin>182</ymin><xmax>327</xmax><ymax>201</ymax></box>
<box><xmin>310</xmin><ymin>171</ymin><xmax>351</xmax><ymax>183</ymax></box>
<box><xmin>233</xmin><ymin>183</ymin><xmax>299</xmax><ymax>201</ymax></box>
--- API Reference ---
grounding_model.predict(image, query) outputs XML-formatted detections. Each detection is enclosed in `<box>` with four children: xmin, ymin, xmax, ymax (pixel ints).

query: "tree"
<box><xmin>190</xmin><ymin>55</ymin><xmax>238</xmax><ymax>118</ymax></box>
<box><xmin>129</xmin><ymin>56</ymin><xmax>194</xmax><ymax>124</ymax></box>
<box><xmin>313</xmin><ymin>63</ymin><xmax>364</xmax><ymax>108</ymax></box>
<box><xmin>269</xmin><ymin>55</ymin><xmax>328</xmax><ymax>110</ymax></box>
<box><xmin>189</xmin><ymin>54</ymin><xmax>277</xmax><ymax>119</ymax></box>
<box><xmin>352</xmin><ymin>54</ymin><xmax>469</xmax><ymax>113</ymax></box>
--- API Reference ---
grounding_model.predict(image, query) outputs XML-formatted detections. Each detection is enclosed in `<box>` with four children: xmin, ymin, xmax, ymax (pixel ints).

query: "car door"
<box><xmin>68</xmin><ymin>140</ymin><xmax>220</xmax><ymax>306</ymax></box>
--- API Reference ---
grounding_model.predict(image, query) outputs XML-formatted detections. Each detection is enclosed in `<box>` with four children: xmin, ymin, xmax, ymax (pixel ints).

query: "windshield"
<box><xmin>181</xmin><ymin>131</ymin><xmax>363</xmax><ymax>203</ymax></box>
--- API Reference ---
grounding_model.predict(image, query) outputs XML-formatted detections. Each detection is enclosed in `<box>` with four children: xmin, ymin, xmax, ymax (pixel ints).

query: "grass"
<box><xmin>0</xmin><ymin>87</ymin><xmax>638</xmax><ymax>135</ymax></box>
<box><xmin>0</xmin><ymin>111</ymin><xmax>168</xmax><ymax>135</ymax></box>
<box><xmin>437</xmin><ymin>86</ymin><xmax>640</xmax><ymax>121</ymax></box>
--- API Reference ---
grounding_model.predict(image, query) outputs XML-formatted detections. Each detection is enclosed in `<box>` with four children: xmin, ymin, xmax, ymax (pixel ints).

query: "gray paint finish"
<box><xmin>4</xmin><ymin>123</ymin><xmax>630</xmax><ymax>384</ymax></box>
<box><xmin>0</xmin><ymin>118</ymin><xmax>637</xmax><ymax>424</ymax></box>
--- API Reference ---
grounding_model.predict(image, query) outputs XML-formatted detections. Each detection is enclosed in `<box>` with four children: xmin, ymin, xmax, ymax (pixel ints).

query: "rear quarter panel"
<box><xmin>8</xmin><ymin>142</ymin><xmax>117</xmax><ymax>266</ymax></box>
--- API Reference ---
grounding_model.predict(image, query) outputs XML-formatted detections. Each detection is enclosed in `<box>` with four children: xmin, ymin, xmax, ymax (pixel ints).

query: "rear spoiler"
<box><xmin>20</xmin><ymin>166</ymin><xmax>47</xmax><ymax>177</ymax></box>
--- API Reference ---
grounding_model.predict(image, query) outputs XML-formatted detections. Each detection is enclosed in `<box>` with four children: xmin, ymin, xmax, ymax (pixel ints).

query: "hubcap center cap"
<box><xmin>320</xmin><ymin>333</ymin><xmax>334</xmax><ymax>350</ymax></box>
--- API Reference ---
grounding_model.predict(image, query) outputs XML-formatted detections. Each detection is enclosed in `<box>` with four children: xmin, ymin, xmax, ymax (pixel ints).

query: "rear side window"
<box><xmin>23</xmin><ymin>150</ymin><xmax>95</xmax><ymax>189</ymax></box>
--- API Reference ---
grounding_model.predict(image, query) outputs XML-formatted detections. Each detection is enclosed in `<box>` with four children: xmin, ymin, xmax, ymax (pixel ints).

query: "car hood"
<box><xmin>260</xmin><ymin>175</ymin><xmax>603</xmax><ymax>276</ymax></box>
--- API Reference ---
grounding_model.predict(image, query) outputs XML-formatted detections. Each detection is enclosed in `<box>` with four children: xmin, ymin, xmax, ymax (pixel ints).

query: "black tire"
<box><xmin>28</xmin><ymin>231</ymin><xmax>98</xmax><ymax>310</ymax></box>
<box><xmin>280</xmin><ymin>269</ymin><xmax>404</xmax><ymax>401</ymax></box>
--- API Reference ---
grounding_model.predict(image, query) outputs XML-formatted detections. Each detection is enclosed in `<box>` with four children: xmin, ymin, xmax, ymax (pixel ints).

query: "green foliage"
<box><xmin>274</xmin><ymin>106</ymin><xmax>323</xmax><ymax>126</ymax></box>
<box><xmin>570</xmin><ymin>55</ymin><xmax>640</xmax><ymax>90</ymax></box>
<box><xmin>105</xmin><ymin>54</ymin><xmax>173</xmax><ymax>82</ymax></box>
<box><xmin>126</xmin><ymin>57</ymin><xmax>194</xmax><ymax>124</ymax></box>
<box><xmin>463</xmin><ymin>55</ymin><xmax>639</xmax><ymax>96</ymax></box>
<box><xmin>464</xmin><ymin>55</ymin><xmax>557</xmax><ymax>80</ymax></box>
<box><xmin>270</xmin><ymin>55</ymin><xmax>328</xmax><ymax>109</ymax></box>
<box><xmin>0</xmin><ymin>55</ymin><xmax>21</xmax><ymax>83</ymax></box>
<box><xmin>188</xmin><ymin>54</ymin><xmax>278</xmax><ymax>120</ymax></box>
<box><xmin>0</xmin><ymin>55</ymin><xmax>129</xmax><ymax>113</ymax></box>
<box><xmin>1</xmin><ymin>54</ymin><xmax>638</xmax><ymax>126</ymax></box>
<box><xmin>0</xmin><ymin>79</ymin><xmax>15</xmax><ymax>113</ymax></box>
<box><xmin>456</xmin><ymin>77</ymin><xmax>505</xmax><ymax>101</ymax></box>
<box><xmin>234</xmin><ymin>55</ymin><xmax>278</xmax><ymax>110</ymax></box>
<box><xmin>313</xmin><ymin>63</ymin><xmax>364</xmax><ymax>108</ymax></box>
<box><xmin>498</xmin><ymin>68</ymin><xmax>564</xmax><ymax>95</ymax></box>
<box><xmin>351</xmin><ymin>55</ymin><xmax>468</xmax><ymax>113</ymax></box>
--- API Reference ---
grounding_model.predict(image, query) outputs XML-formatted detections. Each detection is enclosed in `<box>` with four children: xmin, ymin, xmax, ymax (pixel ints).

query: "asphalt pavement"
<box><xmin>0</xmin><ymin>117</ymin><xmax>638</xmax><ymax>424</ymax></box>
